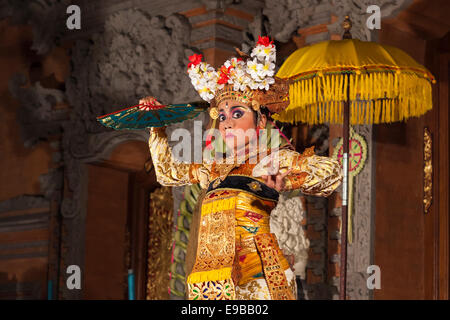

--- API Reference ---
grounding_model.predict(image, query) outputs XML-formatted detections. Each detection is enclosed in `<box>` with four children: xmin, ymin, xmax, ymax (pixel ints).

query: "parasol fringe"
<box><xmin>274</xmin><ymin>71</ymin><xmax>433</xmax><ymax>125</ymax></box>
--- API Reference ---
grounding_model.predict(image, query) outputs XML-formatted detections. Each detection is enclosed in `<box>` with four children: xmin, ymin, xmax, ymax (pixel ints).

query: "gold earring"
<box><xmin>209</xmin><ymin>107</ymin><xmax>219</xmax><ymax>120</ymax></box>
<box><xmin>251</xmin><ymin>100</ymin><xmax>260</xmax><ymax>112</ymax></box>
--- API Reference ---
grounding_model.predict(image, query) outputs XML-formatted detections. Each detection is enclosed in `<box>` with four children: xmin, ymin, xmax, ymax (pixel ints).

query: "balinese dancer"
<box><xmin>142</xmin><ymin>36</ymin><xmax>342</xmax><ymax>300</ymax></box>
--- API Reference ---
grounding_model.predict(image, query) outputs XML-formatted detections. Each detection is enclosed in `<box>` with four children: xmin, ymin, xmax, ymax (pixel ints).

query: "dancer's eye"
<box><xmin>219</xmin><ymin>113</ymin><xmax>226</xmax><ymax>122</ymax></box>
<box><xmin>232</xmin><ymin>110</ymin><xmax>244</xmax><ymax>119</ymax></box>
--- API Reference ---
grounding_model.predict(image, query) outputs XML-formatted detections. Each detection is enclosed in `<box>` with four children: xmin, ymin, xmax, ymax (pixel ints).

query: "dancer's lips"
<box><xmin>225</xmin><ymin>132</ymin><xmax>235</xmax><ymax>139</ymax></box>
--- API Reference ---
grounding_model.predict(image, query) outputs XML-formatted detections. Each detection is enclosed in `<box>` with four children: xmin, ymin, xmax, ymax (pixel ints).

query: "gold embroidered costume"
<box><xmin>148</xmin><ymin>128</ymin><xmax>342</xmax><ymax>300</ymax></box>
<box><xmin>147</xmin><ymin>36</ymin><xmax>342</xmax><ymax>300</ymax></box>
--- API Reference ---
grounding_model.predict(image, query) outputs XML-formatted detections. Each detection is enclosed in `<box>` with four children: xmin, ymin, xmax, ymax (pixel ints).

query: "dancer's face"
<box><xmin>217</xmin><ymin>99</ymin><xmax>266</xmax><ymax>151</ymax></box>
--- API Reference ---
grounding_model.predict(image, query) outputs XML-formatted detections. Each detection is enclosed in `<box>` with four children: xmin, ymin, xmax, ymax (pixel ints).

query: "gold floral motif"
<box><xmin>235</xmin><ymin>268</ymin><xmax>296</xmax><ymax>300</ymax></box>
<box><xmin>188</xmin><ymin>279</ymin><xmax>235</xmax><ymax>300</ymax></box>
<box><xmin>146</xmin><ymin>186</ymin><xmax>173</xmax><ymax>300</ymax></box>
<box><xmin>236</xmin><ymin>278</ymin><xmax>270</xmax><ymax>300</ymax></box>
<box><xmin>424</xmin><ymin>127</ymin><xmax>432</xmax><ymax>214</ymax></box>
<box><xmin>247</xmin><ymin>181</ymin><xmax>262</xmax><ymax>192</ymax></box>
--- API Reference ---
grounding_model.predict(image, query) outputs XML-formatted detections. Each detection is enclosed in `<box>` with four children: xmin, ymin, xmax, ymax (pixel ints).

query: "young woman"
<box><xmin>142</xmin><ymin>37</ymin><xmax>342</xmax><ymax>300</ymax></box>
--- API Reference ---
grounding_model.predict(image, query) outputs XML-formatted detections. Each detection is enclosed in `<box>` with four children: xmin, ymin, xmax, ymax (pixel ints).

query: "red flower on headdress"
<box><xmin>257</xmin><ymin>35</ymin><xmax>274</xmax><ymax>47</ymax></box>
<box><xmin>217</xmin><ymin>72</ymin><xmax>229</xmax><ymax>85</ymax></box>
<box><xmin>221</xmin><ymin>65</ymin><xmax>234</xmax><ymax>75</ymax></box>
<box><xmin>187</xmin><ymin>53</ymin><xmax>203</xmax><ymax>69</ymax></box>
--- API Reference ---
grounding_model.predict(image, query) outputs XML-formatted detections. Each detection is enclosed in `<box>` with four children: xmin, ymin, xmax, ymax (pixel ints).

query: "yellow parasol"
<box><xmin>274</xmin><ymin>16</ymin><xmax>435</xmax><ymax>300</ymax></box>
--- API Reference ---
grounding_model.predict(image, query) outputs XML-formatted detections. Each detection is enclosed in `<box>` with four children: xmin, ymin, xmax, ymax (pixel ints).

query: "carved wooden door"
<box><xmin>374</xmin><ymin>31</ymin><xmax>449</xmax><ymax>300</ymax></box>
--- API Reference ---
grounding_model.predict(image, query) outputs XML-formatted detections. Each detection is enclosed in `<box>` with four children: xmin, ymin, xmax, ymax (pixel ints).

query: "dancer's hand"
<box><xmin>139</xmin><ymin>96</ymin><xmax>162</xmax><ymax>107</ymax></box>
<box><xmin>283</xmin><ymin>252</ymin><xmax>296</xmax><ymax>271</ymax></box>
<box><xmin>261</xmin><ymin>168</ymin><xmax>292</xmax><ymax>192</ymax></box>
<box><xmin>139</xmin><ymin>96</ymin><xmax>166</xmax><ymax>132</ymax></box>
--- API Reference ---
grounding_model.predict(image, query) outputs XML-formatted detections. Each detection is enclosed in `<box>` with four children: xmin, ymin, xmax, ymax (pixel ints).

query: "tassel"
<box><xmin>365</xmin><ymin>73</ymin><xmax>369</xmax><ymax>101</ymax></box>
<box><xmin>313</xmin><ymin>76</ymin><xmax>318</xmax><ymax>105</ymax></box>
<box><xmin>275</xmin><ymin>70</ymin><xmax>433</xmax><ymax>126</ymax></box>
<box><xmin>359</xmin><ymin>100</ymin><xmax>364</xmax><ymax>124</ymax></box>
<box><xmin>298</xmin><ymin>80</ymin><xmax>302</xmax><ymax>107</ymax></box>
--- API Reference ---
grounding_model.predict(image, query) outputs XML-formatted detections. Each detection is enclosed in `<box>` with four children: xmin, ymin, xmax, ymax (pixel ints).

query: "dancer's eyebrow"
<box><xmin>219</xmin><ymin>105</ymin><xmax>245</xmax><ymax>112</ymax></box>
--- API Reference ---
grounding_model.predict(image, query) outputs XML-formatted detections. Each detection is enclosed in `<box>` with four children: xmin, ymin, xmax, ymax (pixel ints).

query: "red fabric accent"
<box><xmin>206</xmin><ymin>135</ymin><xmax>214</xmax><ymax>150</ymax></box>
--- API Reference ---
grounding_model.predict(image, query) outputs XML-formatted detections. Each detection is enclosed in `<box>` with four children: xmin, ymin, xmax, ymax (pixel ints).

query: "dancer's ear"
<box><xmin>258</xmin><ymin>113</ymin><xmax>267</xmax><ymax>129</ymax></box>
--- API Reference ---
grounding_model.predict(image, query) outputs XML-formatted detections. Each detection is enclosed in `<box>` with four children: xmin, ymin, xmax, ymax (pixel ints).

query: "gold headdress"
<box><xmin>187</xmin><ymin>36</ymin><xmax>290</xmax><ymax>120</ymax></box>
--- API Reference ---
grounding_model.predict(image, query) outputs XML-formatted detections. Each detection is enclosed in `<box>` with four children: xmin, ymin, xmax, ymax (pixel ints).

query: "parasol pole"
<box><xmin>339</xmin><ymin>15</ymin><xmax>352</xmax><ymax>300</ymax></box>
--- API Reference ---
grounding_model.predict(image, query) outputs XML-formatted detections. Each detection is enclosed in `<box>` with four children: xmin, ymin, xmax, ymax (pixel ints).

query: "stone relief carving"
<box><xmin>241</xmin><ymin>12</ymin><xmax>268</xmax><ymax>54</ymax></box>
<box><xmin>241</xmin><ymin>0</ymin><xmax>319</xmax><ymax>53</ymax></box>
<box><xmin>0</xmin><ymin>0</ymin><xmax>71</xmax><ymax>54</ymax></box>
<box><xmin>270</xmin><ymin>195</ymin><xmax>310</xmax><ymax>279</ymax></box>
<box><xmin>263</xmin><ymin>0</ymin><xmax>320</xmax><ymax>42</ymax></box>
<box><xmin>345</xmin><ymin>124</ymin><xmax>374</xmax><ymax>300</ymax></box>
<box><xmin>7</xmin><ymin>6</ymin><xmax>202</xmax><ymax>298</ymax></box>
<box><xmin>65</xmin><ymin>9</ymin><xmax>199</xmax><ymax>135</ymax></box>
<box><xmin>201</xmin><ymin>0</ymin><xmax>234</xmax><ymax>11</ymax></box>
<box><xmin>8</xmin><ymin>74</ymin><xmax>67</xmax><ymax>148</ymax></box>
<box><xmin>241</xmin><ymin>0</ymin><xmax>412</xmax><ymax>49</ymax></box>
<box><xmin>328</xmin><ymin>0</ymin><xmax>412</xmax><ymax>41</ymax></box>
<box><xmin>58</xmin><ymin>10</ymin><xmax>200</xmax><ymax>298</ymax></box>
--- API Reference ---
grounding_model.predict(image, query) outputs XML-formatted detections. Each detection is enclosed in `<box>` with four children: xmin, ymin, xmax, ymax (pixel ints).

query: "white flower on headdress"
<box><xmin>257</xmin><ymin>61</ymin><xmax>276</xmax><ymax>78</ymax></box>
<box><xmin>232</xmin><ymin>70</ymin><xmax>251</xmax><ymax>91</ymax></box>
<box><xmin>258</xmin><ymin>77</ymin><xmax>275</xmax><ymax>91</ymax></box>
<box><xmin>224</xmin><ymin>57</ymin><xmax>244</xmax><ymax>69</ymax></box>
<box><xmin>187</xmin><ymin>36</ymin><xmax>278</xmax><ymax>103</ymax></box>
<box><xmin>246</xmin><ymin>58</ymin><xmax>261</xmax><ymax>81</ymax></box>
<box><xmin>248</xmin><ymin>81</ymin><xmax>260</xmax><ymax>90</ymax></box>
<box><xmin>251</xmin><ymin>44</ymin><xmax>276</xmax><ymax>62</ymax></box>
<box><xmin>199</xmin><ymin>86</ymin><xmax>215</xmax><ymax>101</ymax></box>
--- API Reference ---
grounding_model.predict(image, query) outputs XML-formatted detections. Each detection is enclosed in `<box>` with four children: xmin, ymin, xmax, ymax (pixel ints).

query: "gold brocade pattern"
<box><xmin>277</xmin><ymin>148</ymin><xmax>342</xmax><ymax>196</ymax></box>
<box><xmin>235</xmin><ymin>268</ymin><xmax>296</xmax><ymax>300</ymax></box>
<box><xmin>235</xmin><ymin>277</ymin><xmax>271</xmax><ymax>300</ymax></box>
<box><xmin>148</xmin><ymin>127</ymin><xmax>235</xmax><ymax>189</ymax></box>
<box><xmin>147</xmin><ymin>126</ymin><xmax>343</xmax><ymax>300</ymax></box>
<box><xmin>187</xmin><ymin>191</ymin><xmax>239</xmax><ymax>287</ymax></box>
<box><xmin>147</xmin><ymin>187</ymin><xmax>173</xmax><ymax>300</ymax></box>
<box><xmin>188</xmin><ymin>278</ymin><xmax>235</xmax><ymax>300</ymax></box>
<box><xmin>255</xmin><ymin>233</ymin><xmax>295</xmax><ymax>300</ymax></box>
<box><xmin>234</xmin><ymin>191</ymin><xmax>289</xmax><ymax>286</ymax></box>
